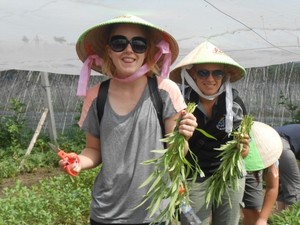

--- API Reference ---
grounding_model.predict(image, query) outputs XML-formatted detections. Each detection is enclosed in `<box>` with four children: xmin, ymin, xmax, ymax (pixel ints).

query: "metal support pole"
<box><xmin>41</xmin><ymin>72</ymin><xmax>57</xmax><ymax>141</ymax></box>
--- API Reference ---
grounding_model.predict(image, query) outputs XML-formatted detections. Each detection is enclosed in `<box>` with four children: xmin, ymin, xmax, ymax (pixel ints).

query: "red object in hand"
<box><xmin>48</xmin><ymin>143</ymin><xmax>80</xmax><ymax>177</ymax></box>
<box><xmin>179</xmin><ymin>183</ymin><xmax>186</xmax><ymax>195</ymax></box>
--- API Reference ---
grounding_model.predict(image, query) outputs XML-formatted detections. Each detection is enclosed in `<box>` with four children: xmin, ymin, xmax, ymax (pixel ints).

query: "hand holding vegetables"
<box><xmin>239</xmin><ymin>133</ymin><xmax>250</xmax><ymax>158</ymax></box>
<box><xmin>177</xmin><ymin>110</ymin><xmax>198</xmax><ymax>141</ymax></box>
<box><xmin>205</xmin><ymin>115</ymin><xmax>253</xmax><ymax>208</ymax></box>
<box><xmin>137</xmin><ymin>103</ymin><xmax>203</xmax><ymax>225</ymax></box>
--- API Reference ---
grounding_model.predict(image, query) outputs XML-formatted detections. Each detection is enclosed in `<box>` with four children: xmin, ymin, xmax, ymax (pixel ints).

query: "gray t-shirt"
<box><xmin>79</xmin><ymin>77</ymin><xmax>186</xmax><ymax>224</ymax></box>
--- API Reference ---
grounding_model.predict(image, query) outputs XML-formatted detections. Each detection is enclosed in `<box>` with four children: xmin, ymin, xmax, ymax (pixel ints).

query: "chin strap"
<box><xmin>182</xmin><ymin>68</ymin><xmax>226</xmax><ymax>100</ymax></box>
<box><xmin>181</xmin><ymin>68</ymin><xmax>233</xmax><ymax>134</ymax></box>
<box><xmin>225</xmin><ymin>76</ymin><xmax>233</xmax><ymax>134</ymax></box>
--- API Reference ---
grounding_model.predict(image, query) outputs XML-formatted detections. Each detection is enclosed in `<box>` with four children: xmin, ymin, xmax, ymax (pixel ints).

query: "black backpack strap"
<box><xmin>97</xmin><ymin>79</ymin><xmax>110</xmax><ymax>125</ymax></box>
<box><xmin>235</xmin><ymin>96</ymin><xmax>247</xmax><ymax>115</ymax></box>
<box><xmin>232</xmin><ymin>89</ymin><xmax>247</xmax><ymax>115</ymax></box>
<box><xmin>147</xmin><ymin>76</ymin><xmax>165</xmax><ymax>136</ymax></box>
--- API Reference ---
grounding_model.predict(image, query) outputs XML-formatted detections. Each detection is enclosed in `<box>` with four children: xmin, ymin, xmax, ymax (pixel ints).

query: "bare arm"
<box><xmin>77</xmin><ymin>132</ymin><xmax>102</xmax><ymax>170</ymax></box>
<box><xmin>256</xmin><ymin>163</ymin><xmax>279</xmax><ymax>225</ymax></box>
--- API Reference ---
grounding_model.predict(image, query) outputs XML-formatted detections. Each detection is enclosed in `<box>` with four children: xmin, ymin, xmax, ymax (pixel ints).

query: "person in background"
<box><xmin>242</xmin><ymin>121</ymin><xmax>283</xmax><ymax>225</ymax></box>
<box><xmin>59</xmin><ymin>15</ymin><xmax>197</xmax><ymax>225</ymax></box>
<box><xmin>275</xmin><ymin>124</ymin><xmax>300</xmax><ymax>211</ymax></box>
<box><xmin>170</xmin><ymin>41</ymin><xmax>250</xmax><ymax>225</ymax></box>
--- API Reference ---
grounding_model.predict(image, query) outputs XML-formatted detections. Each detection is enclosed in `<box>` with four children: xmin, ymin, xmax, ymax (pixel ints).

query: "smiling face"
<box><xmin>190</xmin><ymin>63</ymin><xmax>225</xmax><ymax>96</ymax></box>
<box><xmin>107</xmin><ymin>24</ymin><xmax>147</xmax><ymax>79</ymax></box>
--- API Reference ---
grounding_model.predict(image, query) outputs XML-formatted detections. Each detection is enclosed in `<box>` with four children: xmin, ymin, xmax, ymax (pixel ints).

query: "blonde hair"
<box><xmin>100</xmin><ymin>24</ymin><xmax>162</xmax><ymax>77</ymax></box>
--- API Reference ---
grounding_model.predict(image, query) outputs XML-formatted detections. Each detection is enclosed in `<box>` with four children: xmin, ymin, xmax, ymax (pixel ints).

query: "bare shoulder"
<box><xmin>85</xmin><ymin>83</ymin><xmax>101</xmax><ymax>101</ymax></box>
<box><xmin>156</xmin><ymin>76</ymin><xmax>181</xmax><ymax>92</ymax></box>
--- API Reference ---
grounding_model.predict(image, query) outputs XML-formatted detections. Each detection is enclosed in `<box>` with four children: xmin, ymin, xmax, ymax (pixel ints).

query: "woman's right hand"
<box><xmin>178</xmin><ymin>110</ymin><xmax>198</xmax><ymax>141</ymax></box>
<box><xmin>58</xmin><ymin>154</ymin><xmax>82</xmax><ymax>175</ymax></box>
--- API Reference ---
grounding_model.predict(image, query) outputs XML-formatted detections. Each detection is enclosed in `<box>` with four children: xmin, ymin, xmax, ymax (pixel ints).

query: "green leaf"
<box><xmin>195</xmin><ymin>128</ymin><xmax>217</xmax><ymax>140</ymax></box>
<box><xmin>151</xmin><ymin>149</ymin><xmax>168</xmax><ymax>154</ymax></box>
<box><xmin>139</xmin><ymin>172</ymin><xmax>156</xmax><ymax>188</ymax></box>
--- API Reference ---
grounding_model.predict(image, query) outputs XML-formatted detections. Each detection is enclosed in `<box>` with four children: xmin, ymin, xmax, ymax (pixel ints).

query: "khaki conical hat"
<box><xmin>170</xmin><ymin>41</ymin><xmax>246</xmax><ymax>83</ymax></box>
<box><xmin>76</xmin><ymin>15</ymin><xmax>179</xmax><ymax>75</ymax></box>
<box><xmin>245</xmin><ymin>121</ymin><xmax>283</xmax><ymax>171</ymax></box>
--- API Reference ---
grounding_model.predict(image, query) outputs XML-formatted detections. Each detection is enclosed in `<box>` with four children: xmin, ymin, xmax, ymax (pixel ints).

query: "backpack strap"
<box><xmin>147</xmin><ymin>76</ymin><xmax>165</xmax><ymax>136</ymax></box>
<box><xmin>232</xmin><ymin>89</ymin><xmax>247</xmax><ymax>115</ymax></box>
<box><xmin>97</xmin><ymin>79</ymin><xmax>110</xmax><ymax>124</ymax></box>
<box><xmin>235</xmin><ymin>96</ymin><xmax>247</xmax><ymax>115</ymax></box>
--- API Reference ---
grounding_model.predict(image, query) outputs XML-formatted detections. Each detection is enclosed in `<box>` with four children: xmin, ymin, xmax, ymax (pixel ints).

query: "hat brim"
<box><xmin>245</xmin><ymin>121</ymin><xmax>283</xmax><ymax>171</ymax></box>
<box><xmin>170</xmin><ymin>41</ymin><xmax>246</xmax><ymax>84</ymax></box>
<box><xmin>76</xmin><ymin>15</ymin><xmax>179</xmax><ymax>75</ymax></box>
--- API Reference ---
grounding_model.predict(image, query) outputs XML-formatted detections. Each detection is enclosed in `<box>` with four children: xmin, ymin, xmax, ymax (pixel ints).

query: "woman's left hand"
<box><xmin>240</xmin><ymin>133</ymin><xmax>250</xmax><ymax>158</ymax></box>
<box><xmin>178</xmin><ymin>110</ymin><xmax>198</xmax><ymax>140</ymax></box>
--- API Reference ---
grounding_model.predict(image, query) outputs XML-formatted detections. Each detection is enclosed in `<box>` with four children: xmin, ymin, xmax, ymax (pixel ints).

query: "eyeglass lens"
<box><xmin>109</xmin><ymin>35</ymin><xmax>147</xmax><ymax>54</ymax></box>
<box><xmin>196</xmin><ymin>70</ymin><xmax>225</xmax><ymax>79</ymax></box>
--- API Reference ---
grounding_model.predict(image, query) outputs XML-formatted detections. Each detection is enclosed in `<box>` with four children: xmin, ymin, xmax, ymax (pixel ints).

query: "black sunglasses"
<box><xmin>196</xmin><ymin>69</ymin><xmax>225</xmax><ymax>80</ymax></box>
<box><xmin>109</xmin><ymin>35</ymin><xmax>147</xmax><ymax>54</ymax></box>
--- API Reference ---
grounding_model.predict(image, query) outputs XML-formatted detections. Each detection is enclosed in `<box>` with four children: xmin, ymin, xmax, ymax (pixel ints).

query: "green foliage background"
<box><xmin>0</xmin><ymin>169</ymin><xmax>98</xmax><ymax>225</ymax></box>
<box><xmin>0</xmin><ymin>91</ymin><xmax>299</xmax><ymax>224</ymax></box>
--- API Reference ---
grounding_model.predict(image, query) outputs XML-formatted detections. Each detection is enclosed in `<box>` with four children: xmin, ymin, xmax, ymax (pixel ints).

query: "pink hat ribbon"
<box><xmin>76</xmin><ymin>54</ymin><xmax>104</xmax><ymax>96</ymax></box>
<box><xmin>158</xmin><ymin>40</ymin><xmax>172</xmax><ymax>79</ymax></box>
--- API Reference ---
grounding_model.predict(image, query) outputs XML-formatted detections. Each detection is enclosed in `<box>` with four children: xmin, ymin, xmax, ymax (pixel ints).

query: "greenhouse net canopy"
<box><xmin>1</xmin><ymin>0</ymin><xmax>300</xmax><ymax>75</ymax></box>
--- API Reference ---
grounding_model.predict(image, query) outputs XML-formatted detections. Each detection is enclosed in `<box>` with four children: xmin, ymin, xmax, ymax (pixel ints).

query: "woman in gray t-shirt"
<box><xmin>59</xmin><ymin>15</ymin><xmax>197</xmax><ymax>225</ymax></box>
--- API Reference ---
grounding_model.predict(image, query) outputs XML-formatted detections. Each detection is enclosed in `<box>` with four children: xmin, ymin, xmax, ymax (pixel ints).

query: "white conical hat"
<box><xmin>76</xmin><ymin>15</ymin><xmax>179</xmax><ymax>75</ymax></box>
<box><xmin>245</xmin><ymin>121</ymin><xmax>283</xmax><ymax>171</ymax></box>
<box><xmin>170</xmin><ymin>41</ymin><xmax>246</xmax><ymax>84</ymax></box>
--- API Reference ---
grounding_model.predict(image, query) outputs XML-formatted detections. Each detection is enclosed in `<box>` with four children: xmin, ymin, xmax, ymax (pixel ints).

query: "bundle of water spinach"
<box><xmin>205</xmin><ymin>115</ymin><xmax>253</xmax><ymax>208</ymax></box>
<box><xmin>136</xmin><ymin>102</ymin><xmax>204</xmax><ymax>225</ymax></box>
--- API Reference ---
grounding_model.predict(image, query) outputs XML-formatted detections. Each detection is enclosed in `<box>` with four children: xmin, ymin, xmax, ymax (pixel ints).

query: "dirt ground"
<box><xmin>0</xmin><ymin>167</ymin><xmax>63</xmax><ymax>196</ymax></box>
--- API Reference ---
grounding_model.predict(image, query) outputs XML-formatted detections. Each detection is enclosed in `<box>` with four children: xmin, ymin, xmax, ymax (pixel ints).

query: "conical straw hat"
<box><xmin>76</xmin><ymin>15</ymin><xmax>179</xmax><ymax>75</ymax></box>
<box><xmin>170</xmin><ymin>41</ymin><xmax>246</xmax><ymax>83</ymax></box>
<box><xmin>245</xmin><ymin>121</ymin><xmax>283</xmax><ymax>171</ymax></box>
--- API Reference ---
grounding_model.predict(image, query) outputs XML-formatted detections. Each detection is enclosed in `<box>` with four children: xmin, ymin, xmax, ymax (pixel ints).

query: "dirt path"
<box><xmin>0</xmin><ymin>167</ymin><xmax>63</xmax><ymax>196</ymax></box>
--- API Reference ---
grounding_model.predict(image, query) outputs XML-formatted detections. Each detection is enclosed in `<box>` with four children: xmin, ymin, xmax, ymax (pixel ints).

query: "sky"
<box><xmin>1</xmin><ymin>0</ymin><xmax>300</xmax><ymax>75</ymax></box>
